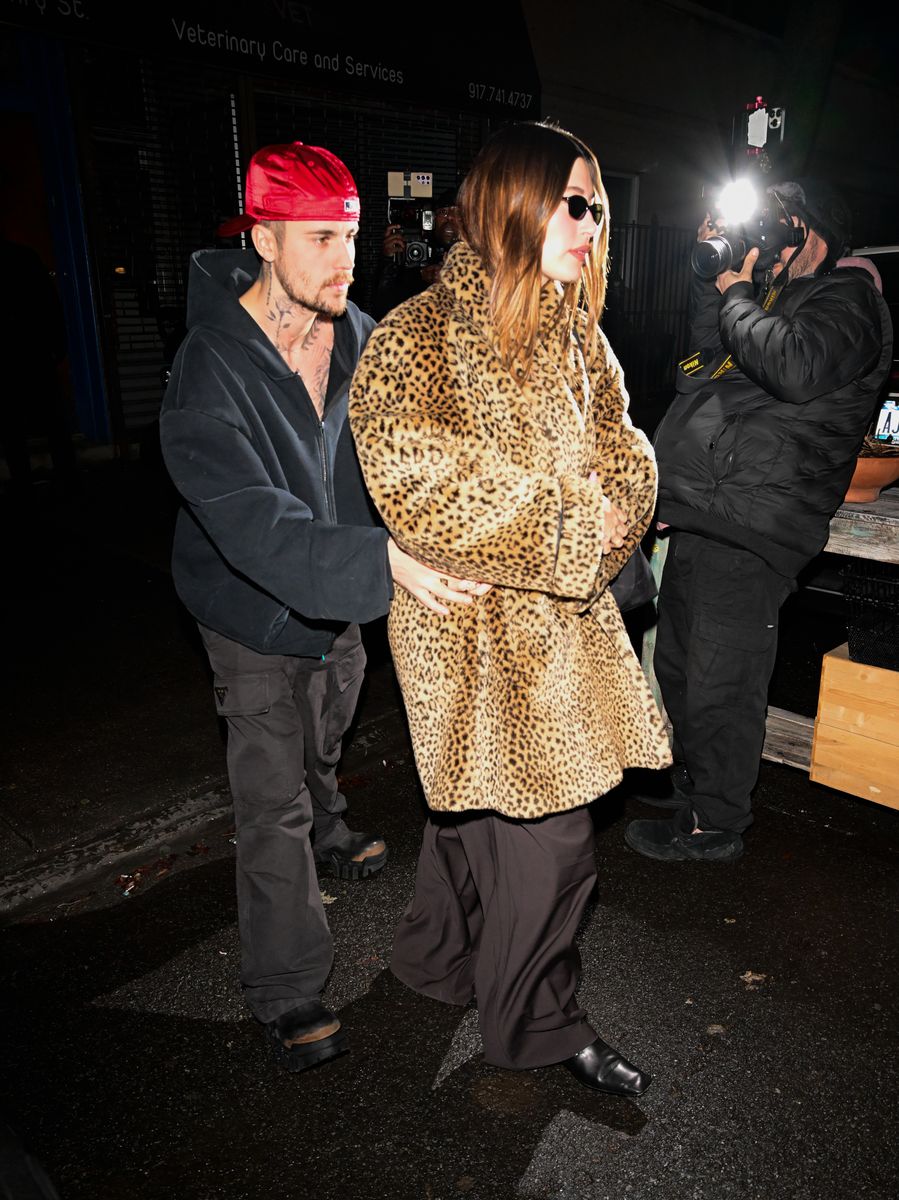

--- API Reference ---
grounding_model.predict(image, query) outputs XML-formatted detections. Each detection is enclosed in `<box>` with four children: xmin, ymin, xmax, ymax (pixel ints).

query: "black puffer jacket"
<box><xmin>654</xmin><ymin>266</ymin><xmax>893</xmax><ymax>577</ymax></box>
<box><xmin>161</xmin><ymin>249</ymin><xmax>392</xmax><ymax>657</ymax></box>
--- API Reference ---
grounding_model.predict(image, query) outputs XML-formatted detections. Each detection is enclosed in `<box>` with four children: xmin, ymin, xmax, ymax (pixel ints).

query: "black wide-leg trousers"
<box><xmin>654</xmin><ymin>531</ymin><xmax>794</xmax><ymax>834</ymax></box>
<box><xmin>391</xmin><ymin>807</ymin><xmax>598</xmax><ymax>1070</ymax></box>
<box><xmin>199</xmin><ymin>623</ymin><xmax>366</xmax><ymax>1023</ymax></box>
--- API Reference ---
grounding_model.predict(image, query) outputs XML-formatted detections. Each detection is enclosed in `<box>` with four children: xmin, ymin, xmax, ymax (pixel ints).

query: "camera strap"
<box><xmin>680</xmin><ymin>272</ymin><xmax>791</xmax><ymax>381</ymax></box>
<box><xmin>759</xmin><ymin>275</ymin><xmax>788</xmax><ymax>312</ymax></box>
<box><xmin>677</xmin><ymin>346</ymin><xmax>734</xmax><ymax>380</ymax></box>
<box><xmin>678</xmin><ymin>349</ymin><xmax>707</xmax><ymax>377</ymax></box>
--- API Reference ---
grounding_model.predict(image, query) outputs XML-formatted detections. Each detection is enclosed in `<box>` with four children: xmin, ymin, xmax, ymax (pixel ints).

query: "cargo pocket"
<box><xmin>332</xmin><ymin>640</ymin><xmax>367</xmax><ymax>695</ymax></box>
<box><xmin>211</xmin><ymin>672</ymin><xmax>272</xmax><ymax>717</ymax></box>
<box><xmin>317</xmin><ymin>642</ymin><xmax>367</xmax><ymax>765</ymax></box>
<box><xmin>695</xmin><ymin>611</ymin><xmax>777</xmax><ymax>655</ymax></box>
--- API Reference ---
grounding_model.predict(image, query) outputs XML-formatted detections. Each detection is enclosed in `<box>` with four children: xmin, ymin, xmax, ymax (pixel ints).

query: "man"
<box><xmin>371</xmin><ymin>188</ymin><xmax>460</xmax><ymax>318</ymax></box>
<box><xmin>161</xmin><ymin>142</ymin><xmax>478</xmax><ymax>1071</ymax></box>
<box><xmin>625</xmin><ymin>178</ymin><xmax>892</xmax><ymax>863</ymax></box>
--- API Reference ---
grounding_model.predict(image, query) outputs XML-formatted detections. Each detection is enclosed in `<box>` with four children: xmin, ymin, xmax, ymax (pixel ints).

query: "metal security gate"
<box><xmin>603</xmin><ymin>220</ymin><xmax>695</xmax><ymax>430</ymax></box>
<box><xmin>71</xmin><ymin>46</ymin><xmax>243</xmax><ymax>440</ymax></box>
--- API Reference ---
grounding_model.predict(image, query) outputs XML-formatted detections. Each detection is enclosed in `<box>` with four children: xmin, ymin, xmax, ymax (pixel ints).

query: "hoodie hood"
<box><xmin>183</xmin><ymin>248</ymin><xmax>368</xmax><ymax>383</ymax></box>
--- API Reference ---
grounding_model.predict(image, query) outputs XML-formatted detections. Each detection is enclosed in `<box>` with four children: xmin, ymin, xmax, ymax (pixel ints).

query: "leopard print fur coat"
<box><xmin>350</xmin><ymin>241</ymin><xmax>670</xmax><ymax>818</ymax></box>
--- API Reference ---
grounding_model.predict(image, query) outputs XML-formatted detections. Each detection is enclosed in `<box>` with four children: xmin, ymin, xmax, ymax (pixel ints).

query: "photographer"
<box><xmin>370</xmin><ymin>188</ymin><xmax>460</xmax><ymax>318</ymax></box>
<box><xmin>625</xmin><ymin>178</ymin><xmax>893</xmax><ymax>863</ymax></box>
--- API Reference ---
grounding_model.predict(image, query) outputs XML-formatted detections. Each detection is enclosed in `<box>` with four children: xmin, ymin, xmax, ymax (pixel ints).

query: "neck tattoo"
<box><xmin>300</xmin><ymin>315</ymin><xmax>320</xmax><ymax>351</ymax></box>
<box><xmin>265</xmin><ymin>298</ymin><xmax>296</xmax><ymax>351</ymax></box>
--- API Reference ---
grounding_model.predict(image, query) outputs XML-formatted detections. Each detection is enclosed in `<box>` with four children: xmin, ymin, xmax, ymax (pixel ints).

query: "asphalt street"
<box><xmin>1</xmin><ymin>462</ymin><xmax>898</xmax><ymax>1199</ymax></box>
<box><xmin>3</xmin><ymin>747</ymin><xmax>898</xmax><ymax>1200</ymax></box>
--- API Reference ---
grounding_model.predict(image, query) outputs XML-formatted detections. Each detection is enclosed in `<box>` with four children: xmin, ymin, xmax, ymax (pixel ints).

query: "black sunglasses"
<box><xmin>564</xmin><ymin>195</ymin><xmax>604</xmax><ymax>225</ymax></box>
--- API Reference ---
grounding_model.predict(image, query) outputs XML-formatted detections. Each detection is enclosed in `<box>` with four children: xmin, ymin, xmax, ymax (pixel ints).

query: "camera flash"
<box><xmin>718</xmin><ymin>179</ymin><xmax>758</xmax><ymax>225</ymax></box>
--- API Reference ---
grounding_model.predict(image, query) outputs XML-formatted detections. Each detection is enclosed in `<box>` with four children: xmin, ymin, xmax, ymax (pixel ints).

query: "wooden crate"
<box><xmin>810</xmin><ymin>642</ymin><xmax>899</xmax><ymax>810</ymax></box>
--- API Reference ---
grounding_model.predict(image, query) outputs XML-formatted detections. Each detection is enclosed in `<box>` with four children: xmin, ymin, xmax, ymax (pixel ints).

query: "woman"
<box><xmin>349</xmin><ymin>121</ymin><xmax>670</xmax><ymax>1095</ymax></box>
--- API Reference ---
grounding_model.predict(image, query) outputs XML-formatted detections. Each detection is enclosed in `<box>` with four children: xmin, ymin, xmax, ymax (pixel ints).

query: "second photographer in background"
<box><xmin>371</xmin><ymin>188</ymin><xmax>460</xmax><ymax>319</ymax></box>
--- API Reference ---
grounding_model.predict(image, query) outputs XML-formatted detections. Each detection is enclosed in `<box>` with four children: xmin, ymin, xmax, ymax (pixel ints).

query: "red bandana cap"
<box><xmin>217</xmin><ymin>142</ymin><xmax>360</xmax><ymax>237</ymax></box>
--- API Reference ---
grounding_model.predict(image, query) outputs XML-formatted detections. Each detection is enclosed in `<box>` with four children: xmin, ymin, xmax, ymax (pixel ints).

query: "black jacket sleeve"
<box><xmin>687</xmin><ymin>274</ymin><xmax>724</xmax><ymax>352</ymax></box>
<box><xmin>718</xmin><ymin>276</ymin><xmax>884</xmax><ymax>406</ymax></box>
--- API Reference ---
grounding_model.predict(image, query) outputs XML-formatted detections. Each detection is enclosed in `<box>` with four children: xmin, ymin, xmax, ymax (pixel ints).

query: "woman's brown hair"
<box><xmin>458</xmin><ymin>120</ymin><xmax>609</xmax><ymax>379</ymax></box>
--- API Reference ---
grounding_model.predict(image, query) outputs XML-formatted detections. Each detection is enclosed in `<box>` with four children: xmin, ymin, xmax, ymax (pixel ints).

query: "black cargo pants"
<box><xmin>654</xmin><ymin>532</ymin><xmax>795</xmax><ymax>833</ymax></box>
<box><xmin>199</xmin><ymin>623</ymin><xmax>366</xmax><ymax>1022</ymax></box>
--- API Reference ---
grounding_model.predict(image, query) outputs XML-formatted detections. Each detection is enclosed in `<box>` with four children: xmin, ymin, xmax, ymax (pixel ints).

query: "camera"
<box><xmin>387</xmin><ymin>197</ymin><xmax>435</xmax><ymax>267</ymax></box>
<box><xmin>692</xmin><ymin>221</ymin><xmax>798</xmax><ymax>280</ymax></box>
<box><xmin>387</xmin><ymin>170</ymin><xmax>436</xmax><ymax>267</ymax></box>
<box><xmin>691</xmin><ymin>179</ymin><xmax>802</xmax><ymax>280</ymax></box>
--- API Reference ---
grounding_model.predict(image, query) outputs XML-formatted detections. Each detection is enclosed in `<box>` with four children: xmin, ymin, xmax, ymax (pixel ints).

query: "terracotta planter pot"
<box><xmin>844</xmin><ymin>455</ymin><xmax>899</xmax><ymax>503</ymax></box>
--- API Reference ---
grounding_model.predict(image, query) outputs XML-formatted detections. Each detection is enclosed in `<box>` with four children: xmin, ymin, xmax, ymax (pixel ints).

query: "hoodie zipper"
<box><xmin>294</xmin><ymin>372</ymin><xmax>337</xmax><ymax>525</ymax></box>
<box><xmin>315</xmin><ymin>416</ymin><xmax>338</xmax><ymax>524</ymax></box>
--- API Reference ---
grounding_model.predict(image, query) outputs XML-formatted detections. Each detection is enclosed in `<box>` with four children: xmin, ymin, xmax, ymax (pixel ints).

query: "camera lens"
<box><xmin>405</xmin><ymin>241</ymin><xmax>427</xmax><ymax>266</ymax></box>
<box><xmin>691</xmin><ymin>236</ymin><xmax>733</xmax><ymax>280</ymax></box>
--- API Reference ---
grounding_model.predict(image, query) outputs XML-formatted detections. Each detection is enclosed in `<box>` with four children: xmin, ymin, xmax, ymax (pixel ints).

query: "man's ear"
<box><xmin>251</xmin><ymin>223</ymin><xmax>278</xmax><ymax>264</ymax></box>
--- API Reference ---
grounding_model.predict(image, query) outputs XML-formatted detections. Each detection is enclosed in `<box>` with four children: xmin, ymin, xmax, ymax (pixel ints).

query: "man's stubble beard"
<box><xmin>274</xmin><ymin>260</ymin><xmax>351</xmax><ymax>318</ymax></box>
<box><xmin>776</xmin><ymin>238</ymin><xmax>823</xmax><ymax>282</ymax></box>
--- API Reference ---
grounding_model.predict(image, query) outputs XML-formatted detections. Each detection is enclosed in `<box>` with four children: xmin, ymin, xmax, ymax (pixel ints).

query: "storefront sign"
<box><xmin>2</xmin><ymin>0</ymin><xmax>541</xmax><ymax>116</ymax></box>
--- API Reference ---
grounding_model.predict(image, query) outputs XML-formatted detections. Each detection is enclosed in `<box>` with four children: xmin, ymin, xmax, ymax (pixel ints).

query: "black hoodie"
<box><xmin>160</xmin><ymin>249</ymin><xmax>393</xmax><ymax>657</ymax></box>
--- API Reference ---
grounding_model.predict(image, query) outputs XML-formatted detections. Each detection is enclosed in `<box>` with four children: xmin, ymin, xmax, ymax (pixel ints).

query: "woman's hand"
<box><xmin>388</xmin><ymin>539</ymin><xmax>492</xmax><ymax>615</ymax></box>
<box><xmin>602</xmin><ymin>496</ymin><xmax>629</xmax><ymax>553</ymax></box>
<box><xmin>588</xmin><ymin>471</ymin><xmax>629</xmax><ymax>554</ymax></box>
